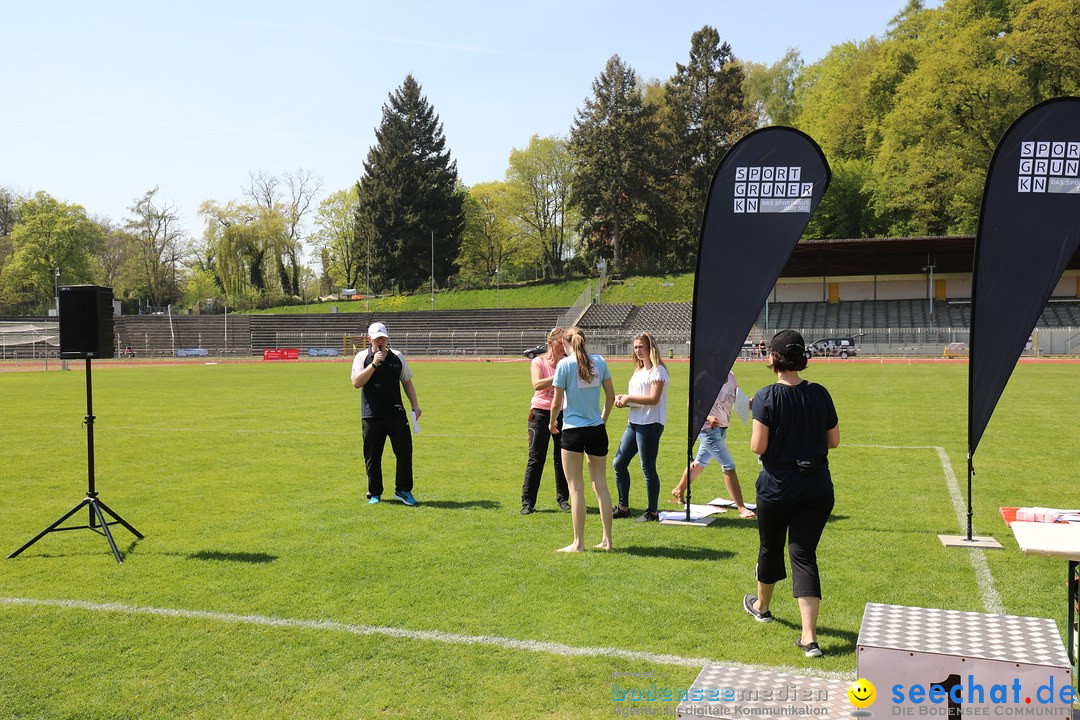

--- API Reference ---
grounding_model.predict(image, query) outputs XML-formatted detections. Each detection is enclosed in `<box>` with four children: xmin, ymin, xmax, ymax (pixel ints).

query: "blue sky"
<box><xmin>2</xmin><ymin>1</ymin><xmax>939</xmax><ymax>240</ymax></box>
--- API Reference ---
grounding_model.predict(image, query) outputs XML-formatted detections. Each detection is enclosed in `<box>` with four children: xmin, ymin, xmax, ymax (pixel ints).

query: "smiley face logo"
<box><xmin>848</xmin><ymin>679</ymin><xmax>876</xmax><ymax>708</ymax></box>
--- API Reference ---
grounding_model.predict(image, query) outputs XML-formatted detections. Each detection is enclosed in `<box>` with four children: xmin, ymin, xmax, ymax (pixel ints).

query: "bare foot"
<box><xmin>738</xmin><ymin>507</ymin><xmax>756</xmax><ymax>519</ymax></box>
<box><xmin>557</xmin><ymin>543</ymin><xmax>584</xmax><ymax>553</ymax></box>
<box><xmin>594</xmin><ymin>541</ymin><xmax>612</xmax><ymax>551</ymax></box>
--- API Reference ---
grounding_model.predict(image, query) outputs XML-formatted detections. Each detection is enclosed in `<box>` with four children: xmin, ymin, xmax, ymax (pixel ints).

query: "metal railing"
<box><xmin>302</xmin><ymin>326</ymin><xmax>1080</xmax><ymax>359</ymax></box>
<box><xmin>557</xmin><ymin>283</ymin><xmax>594</xmax><ymax>330</ymax></box>
<box><xmin>4</xmin><ymin>324</ymin><xmax>1079</xmax><ymax>360</ymax></box>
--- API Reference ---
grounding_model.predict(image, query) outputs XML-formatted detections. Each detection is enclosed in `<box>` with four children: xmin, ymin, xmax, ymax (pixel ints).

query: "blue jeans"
<box><xmin>612</xmin><ymin>422</ymin><xmax>664</xmax><ymax>513</ymax></box>
<box><xmin>694</xmin><ymin>426</ymin><xmax>735</xmax><ymax>471</ymax></box>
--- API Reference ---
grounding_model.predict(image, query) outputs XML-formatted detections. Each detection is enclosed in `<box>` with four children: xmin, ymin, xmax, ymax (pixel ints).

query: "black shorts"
<box><xmin>560</xmin><ymin>424</ymin><xmax>608</xmax><ymax>456</ymax></box>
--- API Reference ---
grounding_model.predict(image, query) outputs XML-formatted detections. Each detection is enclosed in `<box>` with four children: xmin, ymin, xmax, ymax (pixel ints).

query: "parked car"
<box><xmin>522</xmin><ymin>343</ymin><xmax>547</xmax><ymax>359</ymax></box>
<box><xmin>809</xmin><ymin>337</ymin><xmax>858</xmax><ymax>359</ymax></box>
<box><xmin>944</xmin><ymin>342</ymin><xmax>968</xmax><ymax>358</ymax></box>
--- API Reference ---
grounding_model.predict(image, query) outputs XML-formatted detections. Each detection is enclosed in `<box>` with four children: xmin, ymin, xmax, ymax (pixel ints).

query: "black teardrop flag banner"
<box><xmin>689</xmin><ymin>127</ymin><xmax>830</xmax><ymax>502</ymax></box>
<box><xmin>970</xmin><ymin>98</ymin><xmax>1080</xmax><ymax>457</ymax></box>
<box><xmin>964</xmin><ymin>98</ymin><xmax>1080</xmax><ymax>539</ymax></box>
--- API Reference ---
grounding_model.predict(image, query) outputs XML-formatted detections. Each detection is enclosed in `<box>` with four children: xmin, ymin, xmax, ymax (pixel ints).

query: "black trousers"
<box><xmin>363</xmin><ymin>416</ymin><xmax>413</xmax><ymax>497</ymax></box>
<box><xmin>754</xmin><ymin>484</ymin><xmax>834</xmax><ymax>598</ymax></box>
<box><xmin>521</xmin><ymin>408</ymin><xmax>568</xmax><ymax>507</ymax></box>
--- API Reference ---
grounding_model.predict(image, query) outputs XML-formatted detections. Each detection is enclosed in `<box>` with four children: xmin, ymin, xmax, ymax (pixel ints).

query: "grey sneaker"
<box><xmin>794</xmin><ymin>639</ymin><xmax>823</xmax><ymax>657</ymax></box>
<box><xmin>743</xmin><ymin>594</ymin><xmax>773</xmax><ymax>623</ymax></box>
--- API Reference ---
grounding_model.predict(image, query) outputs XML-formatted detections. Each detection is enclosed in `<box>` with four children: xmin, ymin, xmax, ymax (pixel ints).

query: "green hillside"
<box><xmin>242</xmin><ymin>274</ymin><xmax>696</xmax><ymax>314</ymax></box>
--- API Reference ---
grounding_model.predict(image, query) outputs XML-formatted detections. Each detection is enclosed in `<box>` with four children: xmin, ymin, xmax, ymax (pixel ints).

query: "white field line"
<box><xmin>0</xmin><ymin>596</ymin><xmax>852</xmax><ymax>681</ymax></box>
<box><xmin>2</xmin><ymin>443</ymin><xmax>1004</xmax><ymax>664</ymax></box>
<box><xmin>849</xmin><ymin>444</ymin><xmax>1004</xmax><ymax>615</ymax></box>
<box><xmin>932</xmin><ymin>446</ymin><xmax>1005</xmax><ymax>615</ymax></box>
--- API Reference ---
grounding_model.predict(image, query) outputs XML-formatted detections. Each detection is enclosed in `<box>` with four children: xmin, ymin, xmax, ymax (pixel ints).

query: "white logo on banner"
<box><xmin>732</xmin><ymin>166</ymin><xmax>812</xmax><ymax>213</ymax></box>
<box><xmin>1018</xmin><ymin>140</ymin><xmax>1080</xmax><ymax>194</ymax></box>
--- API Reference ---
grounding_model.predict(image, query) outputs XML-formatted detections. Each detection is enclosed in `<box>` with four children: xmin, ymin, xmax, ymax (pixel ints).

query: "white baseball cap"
<box><xmin>367</xmin><ymin>322</ymin><xmax>389</xmax><ymax>340</ymax></box>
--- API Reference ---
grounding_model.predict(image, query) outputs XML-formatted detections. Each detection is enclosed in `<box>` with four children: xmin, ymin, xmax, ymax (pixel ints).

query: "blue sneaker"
<box><xmin>368</xmin><ymin>495</ymin><xmax>380</xmax><ymax>505</ymax></box>
<box><xmin>394</xmin><ymin>490</ymin><xmax>418</xmax><ymax>506</ymax></box>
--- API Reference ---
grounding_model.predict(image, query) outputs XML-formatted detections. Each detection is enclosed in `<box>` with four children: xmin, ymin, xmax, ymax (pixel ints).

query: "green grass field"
<box><xmin>1</xmin><ymin>358</ymin><xmax>1078</xmax><ymax>719</ymax></box>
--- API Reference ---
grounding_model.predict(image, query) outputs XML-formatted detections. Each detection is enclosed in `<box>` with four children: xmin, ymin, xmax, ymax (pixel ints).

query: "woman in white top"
<box><xmin>612</xmin><ymin>332</ymin><xmax>669</xmax><ymax>522</ymax></box>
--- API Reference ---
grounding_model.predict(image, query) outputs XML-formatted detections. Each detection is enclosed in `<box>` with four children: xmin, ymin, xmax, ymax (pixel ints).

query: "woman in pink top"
<box><xmin>520</xmin><ymin>327</ymin><xmax>571</xmax><ymax>515</ymax></box>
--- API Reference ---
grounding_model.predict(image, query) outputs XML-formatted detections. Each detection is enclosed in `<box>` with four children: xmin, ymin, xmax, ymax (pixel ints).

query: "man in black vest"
<box><xmin>351</xmin><ymin>322</ymin><xmax>422</xmax><ymax>505</ymax></box>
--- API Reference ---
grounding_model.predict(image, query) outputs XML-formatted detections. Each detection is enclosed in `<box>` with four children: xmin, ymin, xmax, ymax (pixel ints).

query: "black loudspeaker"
<box><xmin>59</xmin><ymin>285</ymin><xmax>114</xmax><ymax>359</ymax></box>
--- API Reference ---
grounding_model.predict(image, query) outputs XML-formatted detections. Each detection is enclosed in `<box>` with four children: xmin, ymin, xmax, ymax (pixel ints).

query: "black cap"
<box><xmin>769</xmin><ymin>330</ymin><xmax>806</xmax><ymax>360</ymax></box>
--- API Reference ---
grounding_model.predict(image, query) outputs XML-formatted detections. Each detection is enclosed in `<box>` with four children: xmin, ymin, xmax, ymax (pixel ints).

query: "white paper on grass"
<box><xmin>733</xmin><ymin>388</ymin><xmax>751</xmax><ymax>424</ymax></box>
<box><xmin>659</xmin><ymin>504</ymin><xmax>727</xmax><ymax>522</ymax></box>
<box><xmin>410</xmin><ymin>410</ymin><xmax>420</xmax><ymax>434</ymax></box>
<box><xmin>707</xmin><ymin>497</ymin><xmax>757</xmax><ymax>511</ymax></box>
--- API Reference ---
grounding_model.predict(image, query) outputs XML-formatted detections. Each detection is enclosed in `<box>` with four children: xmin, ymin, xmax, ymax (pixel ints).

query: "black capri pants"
<box><xmin>754</xmin><ymin>478</ymin><xmax>834</xmax><ymax>598</ymax></box>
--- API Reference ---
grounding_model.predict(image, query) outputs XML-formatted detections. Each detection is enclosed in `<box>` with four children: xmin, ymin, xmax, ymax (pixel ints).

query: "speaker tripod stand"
<box><xmin>8</xmin><ymin>358</ymin><xmax>142</xmax><ymax>564</ymax></box>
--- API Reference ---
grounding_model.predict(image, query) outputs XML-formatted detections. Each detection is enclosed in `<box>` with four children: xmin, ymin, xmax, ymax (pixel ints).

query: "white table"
<box><xmin>1010</xmin><ymin>520</ymin><xmax>1080</xmax><ymax>683</ymax></box>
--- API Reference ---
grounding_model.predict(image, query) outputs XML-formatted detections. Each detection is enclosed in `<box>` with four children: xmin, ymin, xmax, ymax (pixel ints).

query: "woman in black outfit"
<box><xmin>742</xmin><ymin>330</ymin><xmax>840</xmax><ymax>659</ymax></box>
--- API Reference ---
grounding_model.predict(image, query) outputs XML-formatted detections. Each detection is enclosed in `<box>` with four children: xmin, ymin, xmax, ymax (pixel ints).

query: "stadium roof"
<box><xmin>785</xmin><ymin>236</ymin><xmax>1080</xmax><ymax>278</ymax></box>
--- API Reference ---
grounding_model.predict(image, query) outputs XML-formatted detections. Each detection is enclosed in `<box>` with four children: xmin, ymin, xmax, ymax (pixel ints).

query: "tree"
<box><xmin>0</xmin><ymin>187</ymin><xmax>20</xmax><ymax>283</ymax></box>
<box><xmin>0</xmin><ymin>192</ymin><xmax>102</xmax><ymax>312</ymax></box>
<box><xmin>0</xmin><ymin>187</ymin><xmax>20</xmax><ymax>238</ymax></box>
<box><xmin>803</xmin><ymin>157</ymin><xmax>886</xmax><ymax>239</ymax></box>
<box><xmin>570</xmin><ymin>55</ymin><xmax>663</xmax><ymax>273</ymax></box>
<box><xmin>743</xmin><ymin>48</ymin><xmax>802</xmax><ymax>127</ymax></box>
<box><xmin>198</xmin><ymin>199</ymin><xmax>287</xmax><ymax>302</ymax></box>
<box><xmin>126</xmin><ymin>188</ymin><xmax>185</xmax><ymax>307</ymax></box>
<box><xmin>309</xmin><ymin>186</ymin><xmax>363</xmax><ymax>293</ymax></box>
<box><xmin>795</xmin><ymin>40</ymin><xmax>883</xmax><ymax>161</ymax></box>
<box><xmin>94</xmin><ymin>218</ymin><xmax>142</xmax><ymax>303</ymax></box>
<box><xmin>663</xmin><ymin>27</ymin><xmax>758</xmax><ymax>266</ymax></box>
<box><xmin>457</xmin><ymin>182</ymin><xmax>513</xmax><ymax>284</ymax></box>
<box><xmin>1007</xmin><ymin>0</ymin><xmax>1080</xmax><ymax>103</ymax></box>
<box><xmin>357</xmin><ymin>74</ymin><xmax>464</xmax><ymax>292</ymax></box>
<box><xmin>504</xmin><ymin>135</ymin><xmax>577</xmax><ymax>278</ymax></box>
<box><xmin>246</xmin><ymin>169</ymin><xmax>321</xmax><ymax>296</ymax></box>
<box><xmin>179</xmin><ymin>265</ymin><xmax>225</xmax><ymax>313</ymax></box>
<box><xmin>869</xmin><ymin>0</ymin><xmax>1025</xmax><ymax>234</ymax></box>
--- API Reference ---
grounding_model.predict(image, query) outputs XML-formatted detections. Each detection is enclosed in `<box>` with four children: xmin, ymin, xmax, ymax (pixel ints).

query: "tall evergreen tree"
<box><xmin>663</xmin><ymin>26</ymin><xmax>757</xmax><ymax>264</ymax></box>
<box><xmin>570</xmin><ymin>55</ymin><xmax>663</xmax><ymax>273</ymax></box>
<box><xmin>357</xmin><ymin>75</ymin><xmax>464</xmax><ymax>292</ymax></box>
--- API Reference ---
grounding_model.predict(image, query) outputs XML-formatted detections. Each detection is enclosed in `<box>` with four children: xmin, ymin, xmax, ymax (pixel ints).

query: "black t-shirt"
<box><xmin>361</xmin><ymin>349</ymin><xmax>407</xmax><ymax>423</ymax></box>
<box><xmin>752</xmin><ymin>380</ymin><xmax>838</xmax><ymax>502</ymax></box>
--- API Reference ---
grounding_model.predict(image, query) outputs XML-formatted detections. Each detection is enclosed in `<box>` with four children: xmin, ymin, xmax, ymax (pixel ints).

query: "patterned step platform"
<box><xmin>674</xmin><ymin>664</ymin><xmax>853</xmax><ymax>719</ymax></box>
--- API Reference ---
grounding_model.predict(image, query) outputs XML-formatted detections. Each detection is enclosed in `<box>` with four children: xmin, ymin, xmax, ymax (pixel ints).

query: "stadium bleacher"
<box><xmin>117</xmin><ymin>307</ymin><xmax>568</xmax><ymax>357</ymax></box>
<box><xmin>5</xmin><ymin>298</ymin><xmax>1079</xmax><ymax>359</ymax></box>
